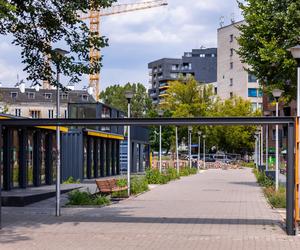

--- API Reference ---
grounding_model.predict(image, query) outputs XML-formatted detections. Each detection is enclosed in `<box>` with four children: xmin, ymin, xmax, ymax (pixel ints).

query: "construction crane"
<box><xmin>82</xmin><ymin>0</ymin><xmax>168</xmax><ymax>101</ymax></box>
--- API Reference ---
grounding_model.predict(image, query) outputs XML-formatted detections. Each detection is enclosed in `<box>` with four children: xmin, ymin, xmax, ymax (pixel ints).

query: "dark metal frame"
<box><xmin>0</xmin><ymin>117</ymin><xmax>296</xmax><ymax>235</ymax></box>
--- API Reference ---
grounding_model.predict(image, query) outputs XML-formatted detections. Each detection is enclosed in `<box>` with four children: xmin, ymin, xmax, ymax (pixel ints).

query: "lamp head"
<box><xmin>202</xmin><ymin>135</ymin><xmax>206</xmax><ymax>139</ymax></box>
<box><xmin>125</xmin><ymin>90</ymin><xmax>134</xmax><ymax>101</ymax></box>
<box><xmin>263</xmin><ymin>110</ymin><xmax>271</xmax><ymax>116</ymax></box>
<box><xmin>87</xmin><ymin>86</ymin><xmax>94</xmax><ymax>96</ymax></box>
<box><xmin>272</xmin><ymin>88</ymin><xmax>283</xmax><ymax>99</ymax></box>
<box><xmin>53</xmin><ymin>48</ymin><xmax>70</xmax><ymax>57</ymax></box>
<box><xmin>288</xmin><ymin>45</ymin><xmax>300</xmax><ymax>60</ymax></box>
<box><xmin>19</xmin><ymin>82</ymin><xmax>26</xmax><ymax>93</ymax></box>
<box><xmin>198</xmin><ymin>131</ymin><xmax>202</xmax><ymax>136</ymax></box>
<box><xmin>188</xmin><ymin>126</ymin><xmax>192</xmax><ymax>132</ymax></box>
<box><xmin>158</xmin><ymin>110</ymin><xmax>164</xmax><ymax>117</ymax></box>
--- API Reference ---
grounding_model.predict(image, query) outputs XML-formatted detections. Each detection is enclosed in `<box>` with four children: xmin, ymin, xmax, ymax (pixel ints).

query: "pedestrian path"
<box><xmin>1</xmin><ymin>168</ymin><xmax>300</xmax><ymax>249</ymax></box>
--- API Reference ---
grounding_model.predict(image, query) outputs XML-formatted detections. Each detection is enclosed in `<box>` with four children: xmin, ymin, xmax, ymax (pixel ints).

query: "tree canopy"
<box><xmin>161</xmin><ymin>76</ymin><xmax>258</xmax><ymax>155</ymax></box>
<box><xmin>99</xmin><ymin>83</ymin><xmax>152</xmax><ymax>118</ymax></box>
<box><xmin>238</xmin><ymin>0</ymin><xmax>300</xmax><ymax>100</ymax></box>
<box><xmin>0</xmin><ymin>0</ymin><xmax>116</xmax><ymax>87</ymax></box>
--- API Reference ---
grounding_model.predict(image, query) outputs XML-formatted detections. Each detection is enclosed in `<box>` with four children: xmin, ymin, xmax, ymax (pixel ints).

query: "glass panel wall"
<box><xmin>27</xmin><ymin>131</ymin><xmax>34</xmax><ymax>186</ymax></box>
<box><xmin>12</xmin><ymin>130</ymin><xmax>20</xmax><ymax>188</ymax></box>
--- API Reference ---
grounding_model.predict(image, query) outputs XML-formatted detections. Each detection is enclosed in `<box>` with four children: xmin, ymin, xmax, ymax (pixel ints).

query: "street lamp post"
<box><xmin>53</xmin><ymin>48</ymin><xmax>69</xmax><ymax>217</ymax></box>
<box><xmin>158</xmin><ymin>110</ymin><xmax>164</xmax><ymax>173</ymax></box>
<box><xmin>125</xmin><ymin>91</ymin><xmax>134</xmax><ymax>197</ymax></box>
<box><xmin>188</xmin><ymin>126</ymin><xmax>192</xmax><ymax>168</ymax></box>
<box><xmin>264</xmin><ymin>111</ymin><xmax>271</xmax><ymax>170</ymax></box>
<box><xmin>272</xmin><ymin>88</ymin><xmax>283</xmax><ymax>191</ymax></box>
<box><xmin>197</xmin><ymin>131</ymin><xmax>202</xmax><ymax>172</ymax></box>
<box><xmin>203</xmin><ymin>135</ymin><xmax>206</xmax><ymax>169</ymax></box>
<box><xmin>175</xmin><ymin>126</ymin><xmax>179</xmax><ymax>175</ymax></box>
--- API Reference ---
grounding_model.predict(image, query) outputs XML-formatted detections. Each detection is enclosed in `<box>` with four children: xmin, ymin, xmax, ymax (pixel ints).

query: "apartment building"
<box><xmin>217</xmin><ymin>21</ymin><xmax>262</xmax><ymax>110</ymax></box>
<box><xmin>0</xmin><ymin>87</ymin><xmax>95</xmax><ymax>119</ymax></box>
<box><xmin>148</xmin><ymin>48</ymin><xmax>217</xmax><ymax>105</ymax></box>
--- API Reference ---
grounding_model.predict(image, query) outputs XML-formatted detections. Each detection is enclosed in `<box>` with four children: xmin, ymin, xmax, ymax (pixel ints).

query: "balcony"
<box><xmin>152</xmin><ymin>99</ymin><xmax>159</xmax><ymax>105</ymax></box>
<box><xmin>159</xmin><ymin>83</ymin><xmax>169</xmax><ymax>90</ymax></box>
<box><xmin>150</xmin><ymin>92</ymin><xmax>157</xmax><ymax>98</ymax></box>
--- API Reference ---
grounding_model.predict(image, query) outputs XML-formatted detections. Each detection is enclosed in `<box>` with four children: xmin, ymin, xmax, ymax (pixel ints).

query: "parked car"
<box><xmin>213</xmin><ymin>154</ymin><xmax>232</xmax><ymax>164</ymax></box>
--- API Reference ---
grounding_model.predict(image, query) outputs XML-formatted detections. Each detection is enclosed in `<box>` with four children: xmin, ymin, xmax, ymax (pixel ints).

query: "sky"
<box><xmin>0</xmin><ymin>0</ymin><xmax>243</xmax><ymax>91</ymax></box>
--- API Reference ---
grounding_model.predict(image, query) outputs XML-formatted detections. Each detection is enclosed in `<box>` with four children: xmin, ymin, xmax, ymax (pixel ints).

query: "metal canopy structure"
<box><xmin>0</xmin><ymin>116</ymin><xmax>297</xmax><ymax>236</ymax></box>
<box><xmin>0</xmin><ymin>116</ymin><xmax>295</xmax><ymax>126</ymax></box>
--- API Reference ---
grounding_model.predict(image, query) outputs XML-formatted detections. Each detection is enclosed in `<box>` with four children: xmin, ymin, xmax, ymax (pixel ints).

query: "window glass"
<box><xmin>248</xmin><ymin>74</ymin><xmax>257</xmax><ymax>83</ymax></box>
<box><xmin>248</xmin><ymin>88</ymin><xmax>257</xmax><ymax>97</ymax></box>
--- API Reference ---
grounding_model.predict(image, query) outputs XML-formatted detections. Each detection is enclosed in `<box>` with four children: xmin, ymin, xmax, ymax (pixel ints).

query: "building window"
<box><xmin>257</xmin><ymin>103</ymin><xmax>263</xmax><ymax>110</ymax></box>
<box><xmin>230</xmin><ymin>92</ymin><xmax>233</xmax><ymax>98</ymax></box>
<box><xmin>171</xmin><ymin>64</ymin><xmax>179</xmax><ymax>70</ymax></box>
<box><xmin>200</xmin><ymin>54</ymin><xmax>205</xmax><ymax>58</ymax></box>
<box><xmin>170</xmin><ymin>73</ymin><xmax>177</xmax><ymax>79</ymax></box>
<box><xmin>214</xmin><ymin>87</ymin><xmax>218</xmax><ymax>95</ymax></box>
<box><xmin>230</xmin><ymin>62</ymin><xmax>233</xmax><ymax>69</ymax></box>
<box><xmin>230</xmin><ymin>34</ymin><xmax>234</xmax><ymax>42</ymax></box>
<box><xmin>81</xmin><ymin>94</ymin><xmax>88</xmax><ymax>101</ymax></box>
<box><xmin>60</xmin><ymin>94</ymin><xmax>68</xmax><ymax>100</ymax></box>
<box><xmin>44</xmin><ymin>93</ymin><xmax>52</xmax><ymax>99</ymax></box>
<box><xmin>248</xmin><ymin>88</ymin><xmax>258</xmax><ymax>97</ymax></box>
<box><xmin>64</xmin><ymin>109</ymin><xmax>68</xmax><ymax>118</ymax></box>
<box><xmin>248</xmin><ymin>74</ymin><xmax>257</xmax><ymax>83</ymax></box>
<box><xmin>30</xmin><ymin>110</ymin><xmax>40</xmax><ymax>119</ymax></box>
<box><xmin>230</xmin><ymin>78</ymin><xmax>233</xmax><ymax>86</ymax></box>
<box><xmin>11</xmin><ymin>92</ymin><xmax>18</xmax><ymax>99</ymax></box>
<box><xmin>251</xmin><ymin>103</ymin><xmax>258</xmax><ymax>111</ymax></box>
<box><xmin>48</xmin><ymin>109</ymin><xmax>54</xmax><ymax>118</ymax></box>
<box><xmin>230</xmin><ymin>48</ymin><xmax>234</xmax><ymax>57</ymax></box>
<box><xmin>15</xmin><ymin>108</ymin><xmax>21</xmax><ymax>117</ymax></box>
<box><xmin>258</xmin><ymin>89</ymin><xmax>263</xmax><ymax>97</ymax></box>
<box><xmin>211</xmin><ymin>54</ymin><xmax>215</xmax><ymax>57</ymax></box>
<box><xmin>27</xmin><ymin>92</ymin><xmax>35</xmax><ymax>99</ymax></box>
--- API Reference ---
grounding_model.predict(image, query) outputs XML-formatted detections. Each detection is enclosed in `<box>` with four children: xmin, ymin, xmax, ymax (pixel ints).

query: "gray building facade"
<box><xmin>148</xmin><ymin>48</ymin><xmax>217</xmax><ymax>105</ymax></box>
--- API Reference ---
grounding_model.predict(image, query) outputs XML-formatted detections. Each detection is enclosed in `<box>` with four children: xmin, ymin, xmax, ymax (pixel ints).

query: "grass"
<box><xmin>146</xmin><ymin>167</ymin><xmax>197</xmax><ymax>185</ymax></box>
<box><xmin>112</xmin><ymin>176</ymin><xmax>149</xmax><ymax>198</ymax></box>
<box><xmin>253</xmin><ymin>168</ymin><xmax>286</xmax><ymax>208</ymax></box>
<box><xmin>67</xmin><ymin>190</ymin><xmax>110</xmax><ymax>206</ymax></box>
<box><xmin>63</xmin><ymin>176</ymin><xmax>81</xmax><ymax>184</ymax></box>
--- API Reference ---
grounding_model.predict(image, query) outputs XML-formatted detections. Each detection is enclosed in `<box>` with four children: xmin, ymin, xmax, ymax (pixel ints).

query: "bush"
<box><xmin>67</xmin><ymin>190</ymin><xmax>110</xmax><ymax>206</ymax></box>
<box><xmin>188</xmin><ymin>168</ymin><xmax>197</xmax><ymax>175</ymax></box>
<box><xmin>63</xmin><ymin>176</ymin><xmax>80</xmax><ymax>184</ymax></box>
<box><xmin>264</xmin><ymin>186</ymin><xmax>286</xmax><ymax>208</ymax></box>
<box><xmin>179</xmin><ymin>168</ymin><xmax>190</xmax><ymax>177</ymax></box>
<box><xmin>146</xmin><ymin>169</ymin><xmax>166</xmax><ymax>184</ymax></box>
<box><xmin>130</xmin><ymin>176</ymin><xmax>149</xmax><ymax>195</ymax></box>
<box><xmin>113</xmin><ymin>176</ymin><xmax>149</xmax><ymax>197</ymax></box>
<box><xmin>242</xmin><ymin>161</ymin><xmax>255</xmax><ymax>168</ymax></box>
<box><xmin>167</xmin><ymin>168</ymin><xmax>180</xmax><ymax>180</ymax></box>
<box><xmin>253</xmin><ymin>169</ymin><xmax>273</xmax><ymax>187</ymax></box>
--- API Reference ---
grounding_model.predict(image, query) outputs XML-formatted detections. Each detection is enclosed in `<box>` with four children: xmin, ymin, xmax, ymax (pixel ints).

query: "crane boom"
<box><xmin>82</xmin><ymin>0</ymin><xmax>168</xmax><ymax>101</ymax></box>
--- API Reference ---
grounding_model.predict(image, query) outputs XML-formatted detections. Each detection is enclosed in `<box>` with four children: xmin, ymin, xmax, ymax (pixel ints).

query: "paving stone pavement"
<box><xmin>1</xmin><ymin>168</ymin><xmax>300</xmax><ymax>250</ymax></box>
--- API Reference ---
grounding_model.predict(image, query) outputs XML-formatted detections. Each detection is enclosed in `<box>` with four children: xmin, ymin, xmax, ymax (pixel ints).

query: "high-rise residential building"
<box><xmin>148</xmin><ymin>48</ymin><xmax>217</xmax><ymax>105</ymax></box>
<box><xmin>217</xmin><ymin>21</ymin><xmax>262</xmax><ymax>110</ymax></box>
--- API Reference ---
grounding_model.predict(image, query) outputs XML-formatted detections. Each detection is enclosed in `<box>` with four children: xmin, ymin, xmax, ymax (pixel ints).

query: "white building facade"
<box><xmin>217</xmin><ymin>21</ymin><xmax>262</xmax><ymax>110</ymax></box>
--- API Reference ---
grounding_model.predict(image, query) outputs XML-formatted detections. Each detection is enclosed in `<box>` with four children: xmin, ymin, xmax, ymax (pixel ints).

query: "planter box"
<box><xmin>258</xmin><ymin>165</ymin><xmax>266</xmax><ymax>172</ymax></box>
<box><xmin>265</xmin><ymin>170</ymin><xmax>275</xmax><ymax>181</ymax></box>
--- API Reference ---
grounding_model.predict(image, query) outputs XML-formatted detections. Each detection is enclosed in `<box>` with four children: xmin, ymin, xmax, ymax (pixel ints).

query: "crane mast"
<box><xmin>84</xmin><ymin>0</ymin><xmax>168</xmax><ymax>101</ymax></box>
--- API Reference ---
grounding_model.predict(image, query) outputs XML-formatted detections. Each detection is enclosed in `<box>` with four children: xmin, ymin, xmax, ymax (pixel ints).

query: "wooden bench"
<box><xmin>95</xmin><ymin>179</ymin><xmax>128</xmax><ymax>195</ymax></box>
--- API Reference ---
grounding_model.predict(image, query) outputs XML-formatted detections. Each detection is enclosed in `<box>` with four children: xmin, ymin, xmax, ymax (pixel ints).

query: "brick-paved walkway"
<box><xmin>1</xmin><ymin>168</ymin><xmax>300</xmax><ymax>249</ymax></box>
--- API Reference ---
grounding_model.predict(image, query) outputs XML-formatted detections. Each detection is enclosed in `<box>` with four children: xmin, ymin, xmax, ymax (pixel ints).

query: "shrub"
<box><xmin>63</xmin><ymin>176</ymin><xmax>80</xmax><ymax>184</ymax></box>
<box><xmin>167</xmin><ymin>168</ymin><xmax>180</xmax><ymax>180</ymax></box>
<box><xmin>253</xmin><ymin>169</ymin><xmax>273</xmax><ymax>187</ymax></box>
<box><xmin>264</xmin><ymin>186</ymin><xmax>286</xmax><ymax>208</ymax></box>
<box><xmin>130</xmin><ymin>176</ymin><xmax>149</xmax><ymax>195</ymax></box>
<box><xmin>179</xmin><ymin>168</ymin><xmax>190</xmax><ymax>177</ymax></box>
<box><xmin>188</xmin><ymin>168</ymin><xmax>197</xmax><ymax>175</ymax></box>
<box><xmin>67</xmin><ymin>190</ymin><xmax>110</xmax><ymax>206</ymax></box>
<box><xmin>113</xmin><ymin>176</ymin><xmax>149</xmax><ymax>197</ymax></box>
<box><xmin>146</xmin><ymin>169</ymin><xmax>166</xmax><ymax>184</ymax></box>
<box><xmin>243</xmin><ymin>161</ymin><xmax>255</xmax><ymax>168</ymax></box>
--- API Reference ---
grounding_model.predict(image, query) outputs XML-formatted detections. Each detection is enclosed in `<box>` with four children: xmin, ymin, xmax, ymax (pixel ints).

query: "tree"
<box><xmin>237</xmin><ymin>0</ymin><xmax>300</xmax><ymax>100</ymax></box>
<box><xmin>207</xmin><ymin>96</ymin><xmax>259</xmax><ymax>154</ymax></box>
<box><xmin>99</xmin><ymin>83</ymin><xmax>152</xmax><ymax>118</ymax></box>
<box><xmin>0</xmin><ymin>1</ymin><xmax>116</xmax><ymax>87</ymax></box>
